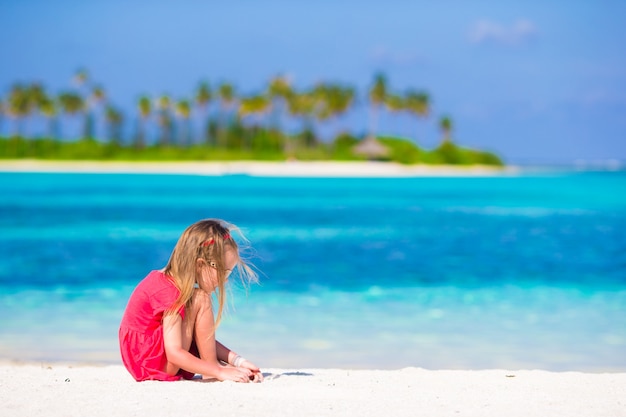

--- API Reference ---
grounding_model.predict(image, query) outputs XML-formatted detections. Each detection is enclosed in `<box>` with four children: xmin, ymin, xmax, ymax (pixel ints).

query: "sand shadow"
<box><xmin>262</xmin><ymin>371</ymin><xmax>314</xmax><ymax>381</ymax></box>
<box><xmin>191</xmin><ymin>371</ymin><xmax>314</xmax><ymax>382</ymax></box>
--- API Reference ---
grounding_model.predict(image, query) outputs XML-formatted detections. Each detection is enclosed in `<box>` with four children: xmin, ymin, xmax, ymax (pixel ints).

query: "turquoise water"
<box><xmin>1</xmin><ymin>171</ymin><xmax>625</xmax><ymax>370</ymax></box>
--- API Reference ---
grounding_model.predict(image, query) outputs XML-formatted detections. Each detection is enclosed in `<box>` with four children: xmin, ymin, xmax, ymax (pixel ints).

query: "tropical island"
<box><xmin>0</xmin><ymin>70</ymin><xmax>502</xmax><ymax>166</ymax></box>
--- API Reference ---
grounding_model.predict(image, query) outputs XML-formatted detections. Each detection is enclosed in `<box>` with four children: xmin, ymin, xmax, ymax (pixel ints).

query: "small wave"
<box><xmin>445</xmin><ymin>206</ymin><xmax>593</xmax><ymax>217</ymax></box>
<box><xmin>0</xmin><ymin>224</ymin><xmax>183</xmax><ymax>241</ymax></box>
<box><xmin>249</xmin><ymin>226</ymin><xmax>397</xmax><ymax>241</ymax></box>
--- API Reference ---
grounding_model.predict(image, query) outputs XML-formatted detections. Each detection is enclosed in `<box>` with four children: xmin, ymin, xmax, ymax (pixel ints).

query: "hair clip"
<box><xmin>200</xmin><ymin>233</ymin><xmax>230</xmax><ymax>247</ymax></box>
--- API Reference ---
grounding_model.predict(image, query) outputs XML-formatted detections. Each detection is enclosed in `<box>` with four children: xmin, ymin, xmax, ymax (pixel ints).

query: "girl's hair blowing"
<box><xmin>163</xmin><ymin>219</ymin><xmax>257</xmax><ymax>326</ymax></box>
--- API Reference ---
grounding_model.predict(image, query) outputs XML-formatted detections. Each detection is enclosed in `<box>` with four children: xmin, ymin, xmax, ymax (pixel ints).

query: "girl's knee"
<box><xmin>189</xmin><ymin>288</ymin><xmax>212</xmax><ymax>312</ymax></box>
<box><xmin>181</xmin><ymin>289</ymin><xmax>212</xmax><ymax>341</ymax></box>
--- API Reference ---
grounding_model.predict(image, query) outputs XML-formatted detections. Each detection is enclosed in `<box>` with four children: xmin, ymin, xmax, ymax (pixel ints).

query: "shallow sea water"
<box><xmin>0</xmin><ymin>170</ymin><xmax>625</xmax><ymax>370</ymax></box>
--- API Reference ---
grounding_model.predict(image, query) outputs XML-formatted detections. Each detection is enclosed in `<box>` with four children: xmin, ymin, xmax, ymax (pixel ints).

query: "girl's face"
<box><xmin>197</xmin><ymin>248</ymin><xmax>238</xmax><ymax>292</ymax></box>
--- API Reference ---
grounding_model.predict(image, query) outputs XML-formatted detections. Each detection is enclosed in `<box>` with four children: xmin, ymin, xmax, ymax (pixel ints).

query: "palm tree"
<box><xmin>72</xmin><ymin>68</ymin><xmax>92</xmax><ymax>139</ymax></box>
<box><xmin>330</xmin><ymin>84</ymin><xmax>355</xmax><ymax>135</ymax></box>
<box><xmin>239</xmin><ymin>94</ymin><xmax>270</xmax><ymax>126</ymax></box>
<box><xmin>352</xmin><ymin>75</ymin><xmax>391</xmax><ymax>160</ymax></box>
<box><xmin>26</xmin><ymin>84</ymin><xmax>50</xmax><ymax>140</ymax></box>
<box><xmin>405</xmin><ymin>90</ymin><xmax>430</xmax><ymax>144</ymax></box>
<box><xmin>58</xmin><ymin>91</ymin><xmax>85</xmax><ymax>140</ymax></box>
<box><xmin>105</xmin><ymin>105</ymin><xmax>124</xmax><ymax>145</ymax></box>
<box><xmin>27</xmin><ymin>83</ymin><xmax>47</xmax><ymax>136</ymax></box>
<box><xmin>217</xmin><ymin>82</ymin><xmax>236</xmax><ymax>148</ymax></box>
<box><xmin>287</xmin><ymin>90</ymin><xmax>316</xmax><ymax>132</ymax></box>
<box><xmin>195</xmin><ymin>81</ymin><xmax>212</xmax><ymax>145</ymax></box>
<box><xmin>92</xmin><ymin>86</ymin><xmax>105</xmax><ymax>103</ymax></box>
<box><xmin>268</xmin><ymin>75</ymin><xmax>292</xmax><ymax>98</ymax></box>
<box><xmin>384</xmin><ymin>94</ymin><xmax>404</xmax><ymax>113</ymax></box>
<box><xmin>175</xmin><ymin>99</ymin><xmax>192</xmax><ymax>146</ymax></box>
<box><xmin>73</xmin><ymin>68</ymin><xmax>89</xmax><ymax>88</ymax></box>
<box><xmin>368</xmin><ymin>72</ymin><xmax>388</xmax><ymax>139</ymax></box>
<box><xmin>136</xmin><ymin>95</ymin><xmax>151</xmax><ymax>148</ymax></box>
<box><xmin>314</xmin><ymin>82</ymin><xmax>354</xmax><ymax>142</ymax></box>
<box><xmin>383</xmin><ymin>93</ymin><xmax>405</xmax><ymax>144</ymax></box>
<box><xmin>86</xmin><ymin>85</ymin><xmax>106</xmax><ymax>140</ymax></box>
<box><xmin>156</xmin><ymin>95</ymin><xmax>173</xmax><ymax>146</ymax></box>
<box><xmin>439</xmin><ymin>115</ymin><xmax>453</xmax><ymax>143</ymax></box>
<box><xmin>267</xmin><ymin>75</ymin><xmax>292</xmax><ymax>132</ymax></box>
<box><xmin>8</xmin><ymin>84</ymin><xmax>32</xmax><ymax>137</ymax></box>
<box><xmin>288</xmin><ymin>89</ymin><xmax>321</xmax><ymax>150</ymax></box>
<box><xmin>305</xmin><ymin>83</ymin><xmax>334</xmax><ymax>142</ymax></box>
<box><xmin>239</xmin><ymin>94</ymin><xmax>270</xmax><ymax>150</ymax></box>
<box><xmin>39</xmin><ymin>96</ymin><xmax>59</xmax><ymax>139</ymax></box>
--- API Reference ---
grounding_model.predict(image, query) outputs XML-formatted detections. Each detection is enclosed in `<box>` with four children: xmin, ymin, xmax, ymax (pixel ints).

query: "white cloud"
<box><xmin>469</xmin><ymin>19</ymin><xmax>538</xmax><ymax>45</ymax></box>
<box><xmin>580</xmin><ymin>88</ymin><xmax>626</xmax><ymax>107</ymax></box>
<box><xmin>370</xmin><ymin>45</ymin><xmax>424</xmax><ymax>66</ymax></box>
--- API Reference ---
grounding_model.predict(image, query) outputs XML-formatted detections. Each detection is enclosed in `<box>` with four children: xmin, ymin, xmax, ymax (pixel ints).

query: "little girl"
<box><xmin>119</xmin><ymin>219</ymin><xmax>262</xmax><ymax>382</ymax></box>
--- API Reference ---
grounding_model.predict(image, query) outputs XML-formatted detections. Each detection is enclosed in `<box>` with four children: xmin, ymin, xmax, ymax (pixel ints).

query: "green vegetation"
<box><xmin>0</xmin><ymin>134</ymin><xmax>502</xmax><ymax>166</ymax></box>
<box><xmin>0</xmin><ymin>70</ymin><xmax>503</xmax><ymax>166</ymax></box>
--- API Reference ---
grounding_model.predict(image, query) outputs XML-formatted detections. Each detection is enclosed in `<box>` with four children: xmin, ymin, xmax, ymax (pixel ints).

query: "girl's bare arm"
<box><xmin>162</xmin><ymin>314</ymin><xmax>251</xmax><ymax>382</ymax></box>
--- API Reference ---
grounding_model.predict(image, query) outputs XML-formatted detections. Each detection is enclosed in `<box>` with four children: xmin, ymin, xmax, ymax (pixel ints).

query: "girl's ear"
<box><xmin>196</xmin><ymin>258</ymin><xmax>206</xmax><ymax>269</ymax></box>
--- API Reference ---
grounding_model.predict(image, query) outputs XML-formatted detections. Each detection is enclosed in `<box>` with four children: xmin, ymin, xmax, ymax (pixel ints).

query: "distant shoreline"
<box><xmin>0</xmin><ymin>159</ymin><xmax>518</xmax><ymax>177</ymax></box>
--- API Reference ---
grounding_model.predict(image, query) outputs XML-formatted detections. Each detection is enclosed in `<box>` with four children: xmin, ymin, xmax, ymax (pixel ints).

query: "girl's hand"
<box><xmin>218</xmin><ymin>365</ymin><xmax>253</xmax><ymax>383</ymax></box>
<box><xmin>240</xmin><ymin>359</ymin><xmax>263</xmax><ymax>382</ymax></box>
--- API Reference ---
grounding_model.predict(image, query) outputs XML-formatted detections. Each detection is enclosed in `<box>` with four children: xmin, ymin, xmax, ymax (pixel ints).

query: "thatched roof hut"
<box><xmin>352</xmin><ymin>136</ymin><xmax>390</xmax><ymax>159</ymax></box>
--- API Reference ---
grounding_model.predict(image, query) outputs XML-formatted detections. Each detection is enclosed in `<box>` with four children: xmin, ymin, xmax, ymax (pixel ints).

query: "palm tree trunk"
<box><xmin>135</xmin><ymin>117</ymin><xmax>146</xmax><ymax>149</ymax></box>
<box><xmin>83</xmin><ymin>112</ymin><xmax>94</xmax><ymax>140</ymax></box>
<box><xmin>47</xmin><ymin>117</ymin><xmax>59</xmax><ymax>140</ymax></box>
<box><xmin>369</xmin><ymin>104</ymin><xmax>379</xmax><ymax>139</ymax></box>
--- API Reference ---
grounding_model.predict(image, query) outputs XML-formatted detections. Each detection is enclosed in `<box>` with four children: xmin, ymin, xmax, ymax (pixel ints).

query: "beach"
<box><xmin>0</xmin><ymin>159</ymin><xmax>516</xmax><ymax>177</ymax></box>
<box><xmin>2</xmin><ymin>363</ymin><xmax>625</xmax><ymax>417</ymax></box>
<box><xmin>2</xmin><ymin>164</ymin><xmax>625</xmax><ymax>416</ymax></box>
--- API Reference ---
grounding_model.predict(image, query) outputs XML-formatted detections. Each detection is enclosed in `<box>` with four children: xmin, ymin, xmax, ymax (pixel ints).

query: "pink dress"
<box><xmin>119</xmin><ymin>270</ymin><xmax>190</xmax><ymax>381</ymax></box>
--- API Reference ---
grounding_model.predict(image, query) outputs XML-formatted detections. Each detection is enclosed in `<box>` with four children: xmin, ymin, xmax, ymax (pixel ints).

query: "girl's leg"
<box><xmin>178</xmin><ymin>289</ymin><xmax>208</xmax><ymax>351</ymax></box>
<box><xmin>190</xmin><ymin>291</ymin><xmax>234</xmax><ymax>366</ymax></box>
<box><xmin>190</xmin><ymin>289</ymin><xmax>219</xmax><ymax>363</ymax></box>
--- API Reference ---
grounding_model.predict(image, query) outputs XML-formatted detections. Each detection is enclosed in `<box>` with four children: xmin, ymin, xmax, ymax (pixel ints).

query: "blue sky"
<box><xmin>1</xmin><ymin>0</ymin><xmax>625</xmax><ymax>164</ymax></box>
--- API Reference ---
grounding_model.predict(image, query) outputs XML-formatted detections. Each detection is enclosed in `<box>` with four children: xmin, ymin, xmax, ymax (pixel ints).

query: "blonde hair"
<box><xmin>163</xmin><ymin>219</ymin><xmax>257</xmax><ymax>327</ymax></box>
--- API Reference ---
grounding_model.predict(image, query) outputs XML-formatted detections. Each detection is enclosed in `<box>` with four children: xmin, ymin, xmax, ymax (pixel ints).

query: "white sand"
<box><xmin>0</xmin><ymin>159</ymin><xmax>517</xmax><ymax>177</ymax></box>
<box><xmin>1</xmin><ymin>363</ymin><xmax>624</xmax><ymax>417</ymax></box>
